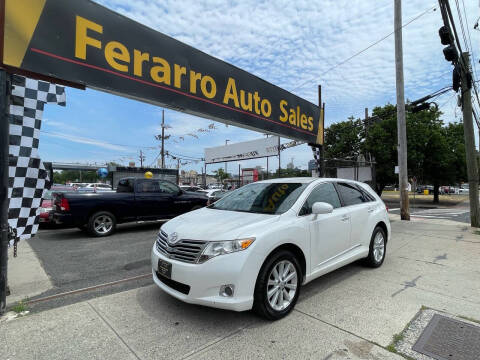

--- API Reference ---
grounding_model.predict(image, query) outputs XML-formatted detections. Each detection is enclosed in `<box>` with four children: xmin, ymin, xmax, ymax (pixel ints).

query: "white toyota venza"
<box><xmin>151</xmin><ymin>178</ymin><xmax>390</xmax><ymax>320</ymax></box>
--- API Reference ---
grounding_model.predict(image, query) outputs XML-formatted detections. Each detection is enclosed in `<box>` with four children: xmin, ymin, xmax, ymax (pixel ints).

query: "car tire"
<box><xmin>253</xmin><ymin>250</ymin><xmax>302</xmax><ymax>320</ymax></box>
<box><xmin>365</xmin><ymin>226</ymin><xmax>387</xmax><ymax>268</ymax></box>
<box><xmin>87</xmin><ymin>211</ymin><xmax>116</xmax><ymax>237</ymax></box>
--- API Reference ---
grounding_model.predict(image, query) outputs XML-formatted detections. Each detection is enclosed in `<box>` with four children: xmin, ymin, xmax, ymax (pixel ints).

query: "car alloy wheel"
<box><xmin>94</xmin><ymin>215</ymin><xmax>113</xmax><ymax>234</ymax></box>
<box><xmin>87</xmin><ymin>211</ymin><xmax>116</xmax><ymax>237</ymax></box>
<box><xmin>373</xmin><ymin>231</ymin><xmax>385</xmax><ymax>263</ymax></box>
<box><xmin>365</xmin><ymin>226</ymin><xmax>386</xmax><ymax>267</ymax></box>
<box><xmin>267</xmin><ymin>260</ymin><xmax>298</xmax><ymax>311</ymax></box>
<box><xmin>253</xmin><ymin>250</ymin><xmax>302</xmax><ymax>320</ymax></box>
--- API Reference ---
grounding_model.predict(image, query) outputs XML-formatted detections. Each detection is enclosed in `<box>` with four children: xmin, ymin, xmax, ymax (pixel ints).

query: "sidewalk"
<box><xmin>1</xmin><ymin>215</ymin><xmax>480</xmax><ymax>359</ymax></box>
<box><xmin>6</xmin><ymin>240</ymin><xmax>53</xmax><ymax>305</ymax></box>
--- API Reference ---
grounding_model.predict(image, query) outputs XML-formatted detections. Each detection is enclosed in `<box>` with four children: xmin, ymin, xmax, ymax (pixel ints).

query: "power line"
<box><xmin>291</xmin><ymin>4</ymin><xmax>437</xmax><ymax>92</ymax></box>
<box><xmin>40</xmin><ymin>130</ymin><xmax>158</xmax><ymax>150</ymax></box>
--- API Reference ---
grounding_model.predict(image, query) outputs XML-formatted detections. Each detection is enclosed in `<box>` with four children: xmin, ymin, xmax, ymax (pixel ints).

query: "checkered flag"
<box><xmin>311</xmin><ymin>145</ymin><xmax>321</xmax><ymax>173</ymax></box>
<box><xmin>7</xmin><ymin>75</ymin><xmax>66</xmax><ymax>242</ymax></box>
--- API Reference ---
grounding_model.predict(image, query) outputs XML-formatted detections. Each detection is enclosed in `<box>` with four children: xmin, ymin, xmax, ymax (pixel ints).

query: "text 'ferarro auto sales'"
<box><xmin>75</xmin><ymin>16</ymin><xmax>315</xmax><ymax>132</ymax></box>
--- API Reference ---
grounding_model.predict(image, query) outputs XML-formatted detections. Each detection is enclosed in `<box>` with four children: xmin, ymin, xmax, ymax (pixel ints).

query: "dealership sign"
<box><xmin>205</xmin><ymin>136</ymin><xmax>281</xmax><ymax>164</ymax></box>
<box><xmin>1</xmin><ymin>0</ymin><xmax>323</xmax><ymax>144</ymax></box>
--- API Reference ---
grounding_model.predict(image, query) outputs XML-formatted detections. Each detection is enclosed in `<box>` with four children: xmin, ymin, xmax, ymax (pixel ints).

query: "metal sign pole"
<box><xmin>0</xmin><ymin>69</ymin><xmax>10</xmax><ymax>314</ymax></box>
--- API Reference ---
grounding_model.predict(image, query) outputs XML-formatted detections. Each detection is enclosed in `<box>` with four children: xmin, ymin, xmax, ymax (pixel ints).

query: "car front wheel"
<box><xmin>87</xmin><ymin>211</ymin><xmax>116</xmax><ymax>237</ymax></box>
<box><xmin>253</xmin><ymin>250</ymin><xmax>301</xmax><ymax>320</ymax></box>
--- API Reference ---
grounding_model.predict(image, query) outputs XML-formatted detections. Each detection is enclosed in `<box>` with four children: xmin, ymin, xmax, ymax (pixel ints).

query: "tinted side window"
<box><xmin>337</xmin><ymin>183</ymin><xmax>366</xmax><ymax>206</ymax></box>
<box><xmin>117</xmin><ymin>179</ymin><xmax>134</xmax><ymax>193</ymax></box>
<box><xmin>300</xmin><ymin>183</ymin><xmax>341</xmax><ymax>215</ymax></box>
<box><xmin>159</xmin><ymin>181</ymin><xmax>180</xmax><ymax>194</ymax></box>
<box><xmin>138</xmin><ymin>180</ymin><xmax>161</xmax><ymax>193</ymax></box>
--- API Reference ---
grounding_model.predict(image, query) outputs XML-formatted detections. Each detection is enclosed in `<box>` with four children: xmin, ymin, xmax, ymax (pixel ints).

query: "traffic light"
<box><xmin>439</xmin><ymin>26</ymin><xmax>450</xmax><ymax>45</ymax></box>
<box><xmin>438</xmin><ymin>26</ymin><xmax>458</xmax><ymax>63</ymax></box>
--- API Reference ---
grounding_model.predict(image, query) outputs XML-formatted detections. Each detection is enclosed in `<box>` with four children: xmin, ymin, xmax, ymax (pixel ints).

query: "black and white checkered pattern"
<box><xmin>8</xmin><ymin>75</ymin><xmax>66</xmax><ymax>241</ymax></box>
<box><xmin>311</xmin><ymin>145</ymin><xmax>321</xmax><ymax>173</ymax></box>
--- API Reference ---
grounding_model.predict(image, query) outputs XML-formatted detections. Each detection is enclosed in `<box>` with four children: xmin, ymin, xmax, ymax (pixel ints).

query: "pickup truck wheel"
<box><xmin>87</xmin><ymin>211</ymin><xmax>116</xmax><ymax>237</ymax></box>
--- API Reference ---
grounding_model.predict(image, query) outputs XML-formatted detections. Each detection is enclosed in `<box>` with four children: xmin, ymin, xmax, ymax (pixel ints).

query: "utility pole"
<box><xmin>139</xmin><ymin>150</ymin><xmax>144</xmax><ymax>168</ymax></box>
<box><xmin>394</xmin><ymin>0</ymin><xmax>410</xmax><ymax>220</ymax></box>
<box><xmin>461</xmin><ymin>52</ymin><xmax>480</xmax><ymax>227</ymax></box>
<box><xmin>278</xmin><ymin>137</ymin><xmax>281</xmax><ymax>177</ymax></box>
<box><xmin>161</xmin><ymin>110</ymin><xmax>165</xmax><ymax>168</ymax></box>
<box><xmin>0</xmin><ymin>70</ymin><xmax>10</xmax><ymax>314</ymax></box>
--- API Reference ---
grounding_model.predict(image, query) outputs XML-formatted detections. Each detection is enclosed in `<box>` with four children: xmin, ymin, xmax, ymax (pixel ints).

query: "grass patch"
<box><xmin>473</xmin><ymin>230</ymin><xmax>480</xmax><ymax>236</ymax></box>
<box><xmin>386</xmin><ymin>333</ymin><xmax>404</xmax><ymax>353</ymax></box>
<box><xmin>12</xmin><ymin>300</ymin><xmax>27</xmax><ymax>313</ymax></box>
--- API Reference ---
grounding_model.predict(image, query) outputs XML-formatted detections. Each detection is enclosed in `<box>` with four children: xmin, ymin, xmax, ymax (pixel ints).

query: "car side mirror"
<box><xmin>312</xmin><ymin>202</ymin><xmax>333</xmax><ymax>215</ymax></box>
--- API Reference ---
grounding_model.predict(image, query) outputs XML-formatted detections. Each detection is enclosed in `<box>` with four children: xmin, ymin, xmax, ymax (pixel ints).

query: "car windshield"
<box><xmin>210</xmin><ymin>182</ymin><xmax>308</xmax><ymax>214</ymax></box>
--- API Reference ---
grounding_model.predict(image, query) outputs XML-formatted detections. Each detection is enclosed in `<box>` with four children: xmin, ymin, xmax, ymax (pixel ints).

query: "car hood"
<box><xmin>161</xmin><ymin>207</ymin><xmax>281</xmax><ymax>241</ymax></box>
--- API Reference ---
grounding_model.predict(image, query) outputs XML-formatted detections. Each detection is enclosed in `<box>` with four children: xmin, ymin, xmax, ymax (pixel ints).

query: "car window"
<box><xmin>117</xmin><ymin>179</ymin><xmax>134</xmax><ymax>193</ymax></box>
<box><xmin>159</xmin><ymin>181</ymin><xmax>180</xmax><ymax>194</ymax></box>
<box><xmin>138</xmin><ymin>180</ymin><xmax>160</xmax><ymax>193</ymax></box>
<box><xmin>300</xmin><ymin>182</ymin><xmax>341</xmax><ymax>215</ymax></box>
<box><xmin>210</xmin><ymin>182</ymin><xmax>308</xmax><ymax>214</ymax></box>
<box><xmin>336</xmin><ymin>182</ymin><xmax>367</xmax><ymax>206</ymax></box>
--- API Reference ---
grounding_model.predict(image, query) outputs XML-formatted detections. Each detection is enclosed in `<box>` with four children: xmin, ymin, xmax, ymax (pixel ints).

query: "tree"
<box><xmin>363</xmin><ymin>105</ymin><xmax>398</xmax><ymax>194</ymax></box>
<box><xmin>213</xmin><ymin>168</ymin><xmax>230</xmax><ymax>182</ymax></box>
<box><xmin>324</xmin><ymin>116</ymin><xmax>364</xmax><ymax>159</ymax></box>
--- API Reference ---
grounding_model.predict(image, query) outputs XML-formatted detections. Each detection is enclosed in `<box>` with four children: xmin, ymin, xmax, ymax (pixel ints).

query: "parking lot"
<box><xmin>26</xmin><ymin>221</ymin><xmax>164</xmax><ymax>312</ymax></box>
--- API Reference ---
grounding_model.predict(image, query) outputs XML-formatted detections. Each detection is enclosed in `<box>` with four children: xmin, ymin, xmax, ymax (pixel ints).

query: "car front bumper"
<box><xmin>151</xmin><ymin>243</ymin><xmax>263</xmax><ymax>312</ymax></box>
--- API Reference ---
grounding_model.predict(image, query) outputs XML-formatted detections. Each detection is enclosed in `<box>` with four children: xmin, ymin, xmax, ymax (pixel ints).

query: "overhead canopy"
<box><xmin>1</xmin><ymin>0</ymin><xmax>323</xmax><ymax>144</ymax></box>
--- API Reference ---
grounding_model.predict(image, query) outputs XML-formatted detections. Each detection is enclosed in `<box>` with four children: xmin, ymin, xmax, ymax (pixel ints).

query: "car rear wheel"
<box><xmin>87</xmin><ymin>211</ymin><xmax>116</xmax><ymax>237</ymax></box>
<box><xmin>253</xmin><ymin>250</ymin><xmax>301</xmax><ymax>320</ymax></box>
<box><xmin>365</xmin><ymin>226</ymin><xmax>386</xmax><ymax>267</ymax></box>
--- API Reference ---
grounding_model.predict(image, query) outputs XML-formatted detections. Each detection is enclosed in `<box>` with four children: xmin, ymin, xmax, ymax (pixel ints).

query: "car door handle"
<box><xmin>341</xmin><ymin>215</ymin><xmax>349</xmax><ymax>222</ymax></box>
<box><xmin>368</xmin><ymin>208</ymin><xmax>375</xmax><ymax>213</ymax></box>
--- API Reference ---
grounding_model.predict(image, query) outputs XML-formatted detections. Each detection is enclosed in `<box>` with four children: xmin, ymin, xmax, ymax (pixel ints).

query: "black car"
<box><xmin>52</xmin><ymin>178</ymin><xmax>208</xmax><ymax>236</ymax></box>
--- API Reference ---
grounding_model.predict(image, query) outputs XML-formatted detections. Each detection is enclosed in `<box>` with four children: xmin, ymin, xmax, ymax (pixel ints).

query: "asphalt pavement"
<box><xmin>27</xmin><ymin>221</ymin><xmax>164</xmax><ymax>312</ymax></box>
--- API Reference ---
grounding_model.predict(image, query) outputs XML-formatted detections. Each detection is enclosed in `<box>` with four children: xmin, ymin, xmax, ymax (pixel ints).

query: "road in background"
<box><xmin>27</xmin><ymin>221</ymin><xmax>163</xmax><ymax>312</ymax></box>
<box><xmin>388</xmin><ymin>207</ymin><xmax>469</xmax><ymax>223</ymax></box>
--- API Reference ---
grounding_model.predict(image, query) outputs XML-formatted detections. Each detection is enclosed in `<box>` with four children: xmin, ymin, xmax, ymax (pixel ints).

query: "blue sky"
<box><xmin>40</xmin><ymin>0</ymin><xmax>480</xmax><ymax>174</ymax></box>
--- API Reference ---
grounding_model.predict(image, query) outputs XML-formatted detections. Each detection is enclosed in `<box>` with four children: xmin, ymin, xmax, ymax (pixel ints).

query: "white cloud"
<box><xmin>51</xmin><ymin>0</ymin><xmax>480</xmax><ymax>169</ymax></box>
<box><xmin>42</xmin><ymin>131</ymin><xmax>129</xmax><ymax>151</ymax></box>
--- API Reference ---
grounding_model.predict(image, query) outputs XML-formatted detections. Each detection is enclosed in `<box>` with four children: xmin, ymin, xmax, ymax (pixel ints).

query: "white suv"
<box><xmin>151</xmin><ymin>177</ymin><xmax>390</xmax><ymax>320</ymax></box>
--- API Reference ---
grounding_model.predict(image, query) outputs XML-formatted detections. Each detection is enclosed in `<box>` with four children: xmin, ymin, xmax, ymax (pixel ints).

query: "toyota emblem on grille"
<box><xmin>167</xmin><ymin>232</ymin><xmax>179</xmax><ymax>245</ymax></box>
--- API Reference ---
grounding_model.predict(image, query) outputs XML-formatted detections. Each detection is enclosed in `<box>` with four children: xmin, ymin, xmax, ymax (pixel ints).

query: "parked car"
<box><xmin>152</xmin><ymin>177</ymin><xmax>390</xmax><ymax>320</ymax></box>
<box><xmin>83</xmin><ymin>183</ymin><xmax>113</xmax><ymax>189</ymax></box>
<box><xmin>200</xmin><ymin>189</ymin><xmax>228</xmax><ymax>203</ymax></box>
<box><xmin>180</xmin><ymin>185</ymin><xmax>204</xmax><ymax>192</ymax></box>
<box><xmin>52</xmin><ymin>178</ymin><xmax>208</xmax><ymax>236</ymax></box>
<box><xmin>39</xmin><ymin>186</ymin><xmax>74</xmax><ymax>224</ymax></box>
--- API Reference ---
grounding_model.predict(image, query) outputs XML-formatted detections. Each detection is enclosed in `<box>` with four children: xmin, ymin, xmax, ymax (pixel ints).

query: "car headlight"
<box><xmin>198</xmin><ymin>238</ymin><xmax>255</xmax><ymax>263</ymax></box>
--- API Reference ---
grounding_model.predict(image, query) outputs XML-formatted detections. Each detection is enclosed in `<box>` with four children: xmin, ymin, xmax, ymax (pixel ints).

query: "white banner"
<box><xmin>205</xmin><ymin>136</ymin><xmax>281</xmax><ymax>164</ymax></box>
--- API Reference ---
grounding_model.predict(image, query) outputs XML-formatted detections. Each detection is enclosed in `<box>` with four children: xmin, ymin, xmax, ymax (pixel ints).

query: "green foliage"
<box><xmin>324</xmin><ymin>116</ymin><xmax>364</xmax><ymax>159</ymax></box>
<box><xmin>213</xmin><ymin>168</ymin><xmax>230</xmax><ymax>182</ymax></box>
<box><xmin>326</xmin><ymin>103</ymin><xmax>467</xmax><ymax>198</ymax></box>
<box><xmin>12</xmin><ymin>300</ymin><xmax>27</xmax><ymax>313</ymax></box>
<box><xmin>53</xmin><ymin>170</ymin><xmax>99</xmax><ymax>184</ymax></box>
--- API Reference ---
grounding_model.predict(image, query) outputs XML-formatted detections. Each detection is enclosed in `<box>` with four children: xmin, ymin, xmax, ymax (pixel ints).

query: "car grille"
<box><xmin>156</xmin><ymin>230</ymin><xmax>207</xmax><ymax>263</ymax></box>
